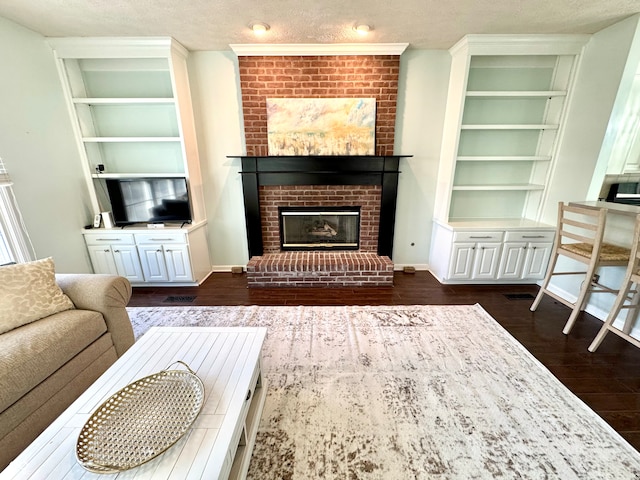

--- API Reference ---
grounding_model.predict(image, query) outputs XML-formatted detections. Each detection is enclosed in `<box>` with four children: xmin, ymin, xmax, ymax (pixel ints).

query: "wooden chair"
<box><xmin>530</xmin><ymin>202</ymin><xmax>631</xmax><ymax>335</ymax></box>
<box><xmin>589</xmin><ymin>213</ymin><xmax>640</xmax><ymax>352</ymax></box>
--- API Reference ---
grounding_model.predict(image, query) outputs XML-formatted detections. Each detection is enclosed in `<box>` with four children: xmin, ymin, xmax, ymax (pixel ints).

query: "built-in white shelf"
<box><xmin>48</xmin><ymin>36</ymin><xmax>208</xmax><ymax>224</ymax></box>
<box><xmin>457</xmin><ymin>155</ymin><xmax>552</xmax><ymax>161</ymax></box>
<box><xmin>460</xmin><ymin>124</ymin><xmax>560</xmax><ymax>130</ymax></box>
<box><xmin>91</xmin><ymin>172</ymin><xmax>186</xmax><ymax>179</ymax></box>
<box><xmin>82</xmin><ymin>137</ymin><xmax>181</xmax><ymax>142</ymax></box>
<box><xmin>466</xmin><ymin>91</ymin><xmax>566</xmax><ymax>98</ymax></box>
<box><xmin>73</xmin><ymin>98</ymin><xmax>175</xmax><ymax>105</ymax></box>
<box><xmin>452</xmin><ymin>184</ymin><xmax>546</xmax><ymax>191</ymax></box>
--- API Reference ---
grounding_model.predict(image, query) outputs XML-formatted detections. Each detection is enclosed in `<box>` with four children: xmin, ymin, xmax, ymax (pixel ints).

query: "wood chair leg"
<box><xmin>530</xmin><ymin>253</ymin><xmax>559</xmax><ymax>312</ymax></box>
<box><xmin>621</xmin><ymin>286</ymin><xmax>640</xmax><ymax>334</ymax></box>
<box><xmin>588</xmin><ymin>281</ymin><xmax>633</xmax><ymax>352</ymax></box>
<box><xmin>562</xmin><ymin>264</ymin><xmax>598</xmax><ymax>335</ymax></box>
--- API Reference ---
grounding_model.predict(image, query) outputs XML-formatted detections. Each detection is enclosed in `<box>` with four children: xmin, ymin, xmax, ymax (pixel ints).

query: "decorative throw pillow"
<box><xmin>0</xmin><ymin>257</ymin><xmax>75</xmax><ymax>334</ymax></box>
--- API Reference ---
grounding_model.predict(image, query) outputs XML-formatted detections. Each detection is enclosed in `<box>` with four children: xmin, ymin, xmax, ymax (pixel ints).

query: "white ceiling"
<box><xmin>0</xmin><ymin>0</ymin><xmax>638</xmax><ymax>51</ymax></box>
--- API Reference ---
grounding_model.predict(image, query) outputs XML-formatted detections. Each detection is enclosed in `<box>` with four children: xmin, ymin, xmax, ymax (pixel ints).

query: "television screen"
<box><xmin>106</xmin><ymin>177</ymin><xmax>192</xmax><ymax>226</ymax></box>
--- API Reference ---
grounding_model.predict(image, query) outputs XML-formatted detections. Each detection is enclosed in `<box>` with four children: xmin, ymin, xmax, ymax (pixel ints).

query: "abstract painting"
<box><xmin>266</xmin><ymin>98</ymin><xmax>376</xmax><ymax>155</ymax></box>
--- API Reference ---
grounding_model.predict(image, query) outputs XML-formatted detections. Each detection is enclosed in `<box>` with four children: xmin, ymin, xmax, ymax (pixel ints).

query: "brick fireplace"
<box><xmin>233</xmin><ymin>51</ymin><xmax>405</xmax><ymax>287</ymax></box>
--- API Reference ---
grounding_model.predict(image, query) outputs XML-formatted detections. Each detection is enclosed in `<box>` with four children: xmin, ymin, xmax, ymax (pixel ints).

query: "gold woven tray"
<box><xmin>76</xmin><ymin>361</ymin><xmax>205</xmax><ymax>473</ymax></box>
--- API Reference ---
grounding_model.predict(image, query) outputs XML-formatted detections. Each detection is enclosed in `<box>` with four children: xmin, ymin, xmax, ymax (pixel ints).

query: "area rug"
<box><xmin>126</xmin><ymin>304</ymin><xmax>640</xmax><ymax>479</ymax></box>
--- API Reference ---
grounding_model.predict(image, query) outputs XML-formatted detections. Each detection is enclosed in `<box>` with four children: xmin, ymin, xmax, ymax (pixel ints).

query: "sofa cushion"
<box><xmin>0</xmin><ymin>258</ymin><xmax>75</xmax><ymax>334</ymax></box>
<box><xmin>0</xmin><ymin>309</ymin><xmax>107</xmax><ymax>413</ymax></box>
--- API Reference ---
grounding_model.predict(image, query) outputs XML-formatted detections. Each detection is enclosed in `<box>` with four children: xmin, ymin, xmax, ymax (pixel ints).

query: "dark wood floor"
<box><xmin>130</xmin><ymin>271</ymin><xmax>640</xmax><ymax>451</ymax></box>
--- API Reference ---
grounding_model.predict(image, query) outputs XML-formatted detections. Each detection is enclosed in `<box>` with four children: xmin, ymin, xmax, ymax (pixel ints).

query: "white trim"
<box><xmin>46</xmin><ymin>37</ymin><xmax>188</xmax><ymax>59</ymax></box>
<box><xmin>230</xmin><ymin>43</ymin><xmax>409</xmax><ymax>56</ymax></box>
<box><xmin>450</xmin><ymin>34</ymin><xmax>590</xmax><ymax>57</ymax></box>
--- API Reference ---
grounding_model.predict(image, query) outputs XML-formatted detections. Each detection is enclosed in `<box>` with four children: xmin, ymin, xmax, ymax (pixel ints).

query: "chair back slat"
<box><xmin>560</xmin><ymin>230</ymin><xmax>595</xmax><ymax>244</ymax></box>
<box><xmin>557</xmin><ymin>203</ymin><xmax>606</xmax><ymax>248</ymax></box>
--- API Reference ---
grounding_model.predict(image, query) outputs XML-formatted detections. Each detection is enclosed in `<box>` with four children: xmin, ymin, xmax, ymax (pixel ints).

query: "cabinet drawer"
<box><xmin>134</xmin><ymin>232</ymin><xmax>187</xmax><ymax>244</ymax></box>
<box><xmin>83</xmin><ymin>233</ymin><xmax>135</xmax><ymax>245</ymax></box>
<box><xmin>504</xmin><ymin>231</ymin><xmax>555</xmax><ymax>242</ymax></box>
<box><xmin>452</xmin><ymin>231</ymin><xmax>504</xmax><ymax>242</ymax></box>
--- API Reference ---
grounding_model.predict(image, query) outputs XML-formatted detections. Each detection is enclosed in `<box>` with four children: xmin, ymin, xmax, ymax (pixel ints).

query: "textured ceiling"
<box><xmin>0</xmin><ymin>0</ymin><xmax>638</xmax><ymax>51</ymax></box>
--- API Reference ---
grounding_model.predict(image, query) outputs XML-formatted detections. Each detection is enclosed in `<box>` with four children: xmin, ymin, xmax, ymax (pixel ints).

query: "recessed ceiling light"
<box><xmin>251</xmin><ymin>22</ymin><xmax>270</xmax><ymax>35</ymax></box>
<box><xmin>354</xmin><ymin>24</ymin><xmax>372</xmax><ymax>35</ymax></box>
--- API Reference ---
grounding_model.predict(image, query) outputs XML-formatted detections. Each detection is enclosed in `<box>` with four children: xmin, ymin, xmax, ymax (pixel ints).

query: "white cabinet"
<box><xmin>83</xmin><ymin>223</ymin><xmax>211</xmax><ymax>286</ymax></box>
<box><xmin>84</xmin><ymin>233</ymin><xmax>145</xmax><ymax>282</ymax></box>
<box><xmin>434</xmin><ymin>34</ymin><xmax>587</xmax><ymax>224</ymax></box>
<box><xmin>448</xmin><ymin>231</ymin><xmax>503</xmax><ymax>280</ymax></box>
<box><xmin>430</xmin><ymin>220</ymin><xmax>555</xmax><ymax>284</ymax></box>
<box><xmin>497</xmin><ymin>231</ymin><xmax>554</xmax><ymax>280</ymax></box>
<box><xmin>137</xmin><ymin>241</ymin><xmax>192</xmax><ymax>283</ymax></box>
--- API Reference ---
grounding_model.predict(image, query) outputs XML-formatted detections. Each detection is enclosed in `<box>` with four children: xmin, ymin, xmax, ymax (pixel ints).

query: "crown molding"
<box><xmin>449</xmin><ymin>34</ymin><xmax>590</xmax><ymax>56</ymax></box>
<box><xmin>230</xmin><ymin>43</ymin><xmax>409</xmax><ymax>56</ymax></box>
<box><xmin>47</xmin><ymin>37</ymin><xmax>188</xmax><ymax>59</ymax></box>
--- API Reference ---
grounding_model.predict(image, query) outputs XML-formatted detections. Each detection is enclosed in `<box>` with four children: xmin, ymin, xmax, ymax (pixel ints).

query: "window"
<box><xmin>0</xmin><ymin>158</ymin><xmax>35</xmax><ymax>265</ymax></box>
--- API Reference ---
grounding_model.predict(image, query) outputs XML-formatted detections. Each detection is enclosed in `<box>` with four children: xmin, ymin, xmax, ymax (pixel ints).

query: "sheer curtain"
<box><xmin>0</xmin><ymin>158</ymin><xmax>36</xmax><ymax>265</ymax></box>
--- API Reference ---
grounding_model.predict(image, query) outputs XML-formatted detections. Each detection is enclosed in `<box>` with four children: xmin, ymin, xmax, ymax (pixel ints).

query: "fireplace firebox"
<box><xmin>279</xmin><ymin>206</ymin><xmax>360</xmax><ymax>251</ymax></box>
<box><xmin>234</xmin><ymin>155</ymin><xmax>410</xmax><ymax>258</ymax></box>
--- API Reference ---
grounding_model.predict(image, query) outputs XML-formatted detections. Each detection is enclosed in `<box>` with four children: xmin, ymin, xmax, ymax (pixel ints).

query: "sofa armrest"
<box><xmin>55</xmin><ymin>274</ymin><xmax>135</xmax><ymax>357</ymax></box>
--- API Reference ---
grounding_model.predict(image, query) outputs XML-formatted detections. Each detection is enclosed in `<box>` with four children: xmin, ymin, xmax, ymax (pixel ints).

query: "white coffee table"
<box><xmin>2</xmin><ymin>327</ymin><xmax>267</xmax><ymax>479</ymax></box>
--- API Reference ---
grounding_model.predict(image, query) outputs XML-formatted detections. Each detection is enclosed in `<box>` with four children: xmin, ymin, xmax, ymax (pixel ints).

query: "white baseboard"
<box><xmin>393</xmin><ymin>263</ymin><xmax>429</xmax><ymax>271</ymax></box>
<box><xmin>211</xmin><ymin>265</ymin><xmax>244</xmax><ymax>273</ymax></box>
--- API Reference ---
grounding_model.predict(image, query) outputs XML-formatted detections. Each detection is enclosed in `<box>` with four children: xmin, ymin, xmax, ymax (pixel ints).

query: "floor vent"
<box><xmin>163</xmin><ymin>295</ymin><xmax>196</xmax><ymax>303</ymax></box>
<box><xmin>504</xmin><ymin>293</ymin><xmax>535</xmax><ymax>301</ymax></box>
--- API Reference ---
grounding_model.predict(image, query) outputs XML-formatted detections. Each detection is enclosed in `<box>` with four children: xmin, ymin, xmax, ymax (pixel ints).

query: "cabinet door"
<box><xmin>472</xmin><ymin>242</ymin><xmax>502</xmax><ymax>280</ymax></box>
<box><xmin>164</xmin><ymin>244</ymin><xmax>193</xmax><ymax>282</ymax></box>
<box><xmin>112</xmin><ymin>245</ymin><xmax>145</xmax><ymax>282</ymax></box>
<box><xmin>86</xmin><ymin>245</ymin><xmax>118</xmax><ymax>275</ymax></box>
<box><xmin>522</xmin><ymin>242</ymin><xmax>553</xmax><ymax>279</ymax></box>
<box><xmin>448</xmin><ymin>242</ymin><xmax>476</xmax><ymax>280</ymax></box>
<box><xmin>138</xmin><ymin>244</ymin><xmax>169</xmax><ymax>282</ymax></box>
<box><xmin>497</xmin><ymin>242</ymin><xmax>527</xmax><ymax>280</ymax></box>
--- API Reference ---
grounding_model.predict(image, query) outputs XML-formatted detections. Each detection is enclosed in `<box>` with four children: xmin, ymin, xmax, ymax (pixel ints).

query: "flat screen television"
<box><xmin>106</xmin><ymin>177</ymin><xmax>192</xmax><ymax>226</ymax></box>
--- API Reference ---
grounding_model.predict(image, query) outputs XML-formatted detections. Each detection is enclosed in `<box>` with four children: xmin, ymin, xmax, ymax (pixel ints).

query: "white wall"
<box><xmin>542</xmin><ymin>15</ymin><xmax>640</xmax><ymax>224</ymax></box>
<box><xmin>393</xmin><ymin>50</ymin><xmax>451</xmax><ymax>269</ymax></box>
<box><xmin>0</xmin><ymin>17</ymin><xmax>93</xmax><ymax>272</ymax></box>
<box><xmin>187</xmin><ymin>51</ymin><xmax>249</xmax><ymax>270</ymax></box>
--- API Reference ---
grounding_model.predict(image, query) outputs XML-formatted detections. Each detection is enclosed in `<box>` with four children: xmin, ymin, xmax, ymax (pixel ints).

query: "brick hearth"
<box><xmin>247</xmin><ymin>252</ymin><xmax>393</xmax><ymax>288</ymax></box>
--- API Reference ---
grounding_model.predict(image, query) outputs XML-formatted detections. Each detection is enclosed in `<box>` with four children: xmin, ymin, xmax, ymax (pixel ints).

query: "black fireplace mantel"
<box><xmin>230</xmin><ymin>155</ymin><xmax>411</xmax><ymax>258</ymax></box>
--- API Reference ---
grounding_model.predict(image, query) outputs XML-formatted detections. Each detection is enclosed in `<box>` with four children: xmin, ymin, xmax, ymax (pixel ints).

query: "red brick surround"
<box><xmin>247</xmin><ymin>252</ymin><xmax>393</xmax><ymax>287</ymax></box>
<box><xmin>238</xmin><ymin>55</ymin><xmax>400</xmax><ymax>156</ymax></box>
<box><xmin>236</xmin><ymin>53</ymin><xmax>401</xmax><ymax>286</ymax></box>
<box><xmin>259</xmin><ymin>185</ymin><xmax>382</xmax><ymax>253</ymax></box>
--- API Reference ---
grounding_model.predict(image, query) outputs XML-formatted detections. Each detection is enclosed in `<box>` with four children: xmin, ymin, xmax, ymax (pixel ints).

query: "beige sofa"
<box><xmin>0</xmin><ymin>273</ymin><xmax>135</xmax><ymax>471</ymax></box>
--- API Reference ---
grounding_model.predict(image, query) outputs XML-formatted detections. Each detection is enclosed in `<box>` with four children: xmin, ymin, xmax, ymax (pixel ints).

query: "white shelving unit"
<box><xmin>48</xmin><ymin>37</ymin><xmax>206</xmax><ymax>223</ymax></box>
<box><xmin>49</xmin><ymin>37</ymin><xmax>212</xmax><ymax>285</ymax></box>
<box><xmin>430</xmin><ymin>34</ymin><xmax>588</xmax><ymax>284</ymax></box>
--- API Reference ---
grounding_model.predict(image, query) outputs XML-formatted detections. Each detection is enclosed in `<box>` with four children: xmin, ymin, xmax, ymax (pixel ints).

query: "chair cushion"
<box><xmin>0</xmin><ymin>309</ymin><xmax>107</xmax><ymax>413</ymax></box>
<box><xmin>0</xmin><ymin>258</ymin><xmax>74</xmax><ymax>334</ymax></box>
<box><xmin>561</xmin><ymin>242</ymin><xmax>630</xmax><ymax>262</ymax></box>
